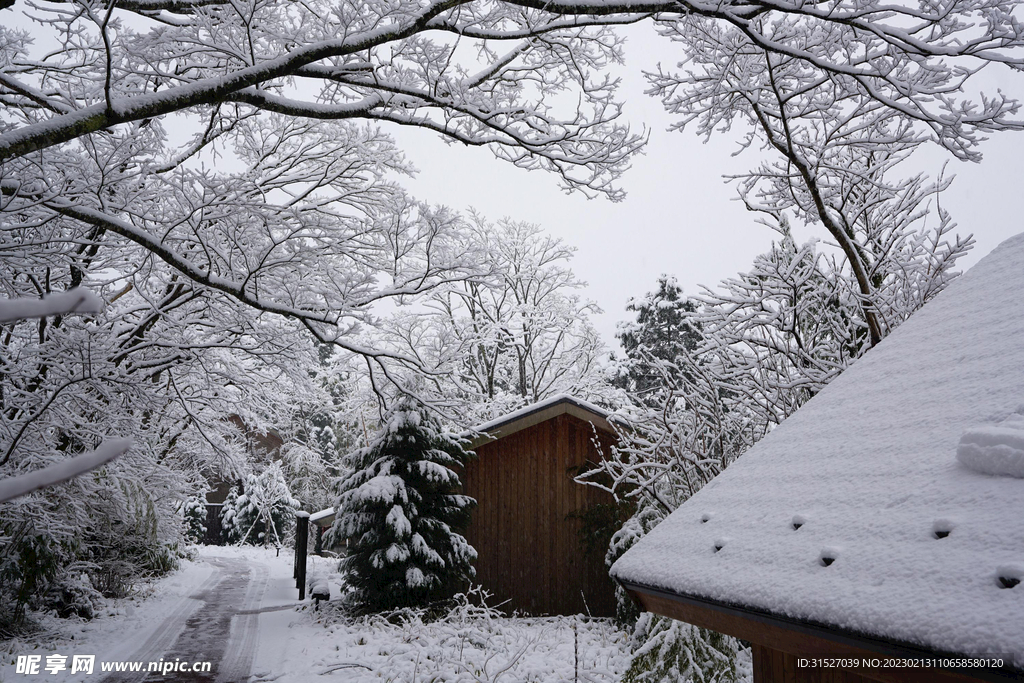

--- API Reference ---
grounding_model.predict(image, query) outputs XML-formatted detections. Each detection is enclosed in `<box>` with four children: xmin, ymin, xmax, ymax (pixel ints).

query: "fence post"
<box><xmin>295</xmin><ymin>511</ymin><xmax>309</xmax><ymax>600</ymax></box>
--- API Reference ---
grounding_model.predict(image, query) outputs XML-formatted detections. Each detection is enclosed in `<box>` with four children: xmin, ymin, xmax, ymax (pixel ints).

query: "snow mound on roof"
<box><xmin>957</xmin><ymin>414</ymin><xmax>1024</xmax><ymax>478</ymax></box>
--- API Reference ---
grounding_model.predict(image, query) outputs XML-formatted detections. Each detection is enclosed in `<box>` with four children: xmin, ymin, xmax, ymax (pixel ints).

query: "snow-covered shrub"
<box><xmin>605</xmin><ymin>503</ymin><xmax>664</xmax><ymax>626</ymax></box>
<box><xmin>0</xmin><ymin>534</ymin><xmax>103</xmax><ymax>624</ymax></box>
<box><xmin>222</xmin><ymin>463</ymin><xmax>300</xmax><ymax>546</ymax></box>
<box><xmin>0</xmin><ymin>529</ymin><xmax>63</xmax><ymax>627</ymax></box>
<box><xmin>331</xmin><ymin>396</ymin><xmax>476</xmax><ymax>612</ymax></box>
<box><xmin>623</xmin><ymin>613</ymin><xmax>739</xmax><ymax>683</ymax></box>
<box><xmin>45</xmin><ymin>570</ymin><xmax>104</xmax><ymax>620</ymax></box>
<box><xmin>0</xmin><ymin>467</ymin><xmax>186</xmax><ymax>627</ymax></box>
<box><xmin>84</xmin><ymin>500</ymin><xmax>180</xmax><ymax>598</ymax></box>
<box><xmin>601</xmin><ymin>500</ymin><xmax>741</xmax><ymax>683</ymax></box>
<box><xmin>182</xmin><ymin>497</ymin><xmax>208</xmax><ymax>545</ymax></box>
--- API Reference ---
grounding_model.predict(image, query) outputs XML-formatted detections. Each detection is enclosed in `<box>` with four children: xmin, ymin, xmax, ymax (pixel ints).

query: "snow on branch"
<box><xmin>0</xmin><ymin>288</ymin><xmax>103</xmax><ymax>322</ymax></box>
<box><xmin>0</xmin><ymin>438</ymin><xmax>132</xmax><ymax>503</ymax></box>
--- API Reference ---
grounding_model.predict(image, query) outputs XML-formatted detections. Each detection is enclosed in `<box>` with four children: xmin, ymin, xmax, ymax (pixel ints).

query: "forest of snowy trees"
<box><xmin>2</xmin><ymin>0</ymin><xmax>1022</xmax><ymax>675</ymax></box>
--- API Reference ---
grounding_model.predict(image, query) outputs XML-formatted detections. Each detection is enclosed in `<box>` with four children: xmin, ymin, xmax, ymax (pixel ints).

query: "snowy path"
<box><xmin>101</xmin><ymin>554</ymin><xmax>269</xmax><ymax>683</ymax></box>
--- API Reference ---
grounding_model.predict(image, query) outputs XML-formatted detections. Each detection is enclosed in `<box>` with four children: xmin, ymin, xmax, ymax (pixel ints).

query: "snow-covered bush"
<box><xmin>0</xmin><ymin>464</ymin><xmax>186</xmax><ymax>629</ymax></box>
<box><xmin>605</xmin><ymin>504</ymin><xmax>664</xmax><ymax>626</ymax></box>
<box><xmin>222</xmin><ymin>464</ymin><xmax>300</xmax><ymax>546</ymax></box>
<box><xmin>0</xmin><ymin>529</ymin><xmax>62</xmax><ymax>627</ymax></box>
<box><xmin>182</xmin><ymin>498</ymin><xmax>208</xmax><ymax>545</ymax></box>
<box><xmin>0</xmin><ymin>536</ymin><xmax>103</xmax><ymax>623</ymax></box>
<box><xmin>331</xmin><ymin>396</ymin><xmax>476</xmax><ymax>612</ymax></box>
<box><xmin>45</xmin><ymin>570</ymin><xmax>104</xmax><ymax>620</ymax></box>
<box><xmin>623</xmin><ymin>614</ymin><xmax>739</xmax><ymax>683</ymax></box>
<box><xmin>601</xmin><ymin>501</ymin><xmax>741</xmax><ymax>683</ymax></box>
<box><xmin>84</xmin><ymin>499</ymin><xmax>180</xmax><ymax>598</ymax></box>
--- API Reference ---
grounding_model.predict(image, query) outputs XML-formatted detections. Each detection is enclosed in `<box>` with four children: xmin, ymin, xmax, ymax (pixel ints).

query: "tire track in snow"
<box><xmin>101</xmin><ymin>555</ymin><xmax>268</xmax><ymax>683</ymax></box>
<box><xmin>214</xmin><ymin>559</ymin><xmax>268</xmax><ymax>683</ymax></box>
<box><xmin>98</xmin><ymin>567</ymin><xmax>223</xmax><ymax>683</ymax></box>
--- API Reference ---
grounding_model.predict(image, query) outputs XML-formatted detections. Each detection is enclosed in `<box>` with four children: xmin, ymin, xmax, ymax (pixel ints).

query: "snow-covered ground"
<box><xmin>242</xmin><ymin>546</ymin><xmax>632</xmax><ymax>682</ymax></box>
<box><xmin>2</xmin><ymin>546</ymin><xmax>632</xmax><ymax>682</ymax></box>
<box><xmin>1</xmin><ymin>551</ymin><xmax>217</xmax><ymax>681</ymax></box>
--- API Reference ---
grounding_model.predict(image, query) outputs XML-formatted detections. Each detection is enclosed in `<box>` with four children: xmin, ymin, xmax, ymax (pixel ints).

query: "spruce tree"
<box><xmin>333</xmin><ymin>396</ymin><xmax>476</xmax><ymax>611</ymax></box>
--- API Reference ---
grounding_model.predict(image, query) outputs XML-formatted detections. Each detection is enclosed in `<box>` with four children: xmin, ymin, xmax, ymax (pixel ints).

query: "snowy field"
<box><xmin>1</xmin><ymin>546</ymin><xmax>632</xmax><ymax>682</ymax></box>
<box><xmin>241</xmin><ymin>546</ymin><xmax>632</xmax><ymax>682</ymax></box>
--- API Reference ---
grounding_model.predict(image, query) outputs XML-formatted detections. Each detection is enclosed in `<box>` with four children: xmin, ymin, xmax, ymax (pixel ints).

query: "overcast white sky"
<box><xmin>389</xmin><ymin>23</ymin><xmax>1024</xmax><ymax>350</ymax></box>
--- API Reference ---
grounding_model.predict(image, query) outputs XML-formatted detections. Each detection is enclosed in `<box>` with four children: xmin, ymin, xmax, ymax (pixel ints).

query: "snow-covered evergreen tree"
<box><xmin>220</xmin><ymin>486</ymin><xmax>242</xmax><ymax>545</ymax></box>
<box><xmin>623</xmin><ymin>613</ymin><xmax>739</xmax><ymax>683</ymax></box>
<box><xmin>182</xmin><ymin>498</ymin><xmax>208</xmax><ymax>545</ymax></box>
<box><xmin>332</xmin><ymin>396</ymin><xmax>476</xmax><ymax>611</ymax></box>
<box><xmin>613</xmin><ymin>275</ymin><xmax>702</xmax><ymax>407</ymax></box>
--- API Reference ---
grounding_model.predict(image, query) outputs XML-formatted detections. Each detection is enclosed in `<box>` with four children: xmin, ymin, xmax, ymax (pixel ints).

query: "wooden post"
<box><xmin>292</xmin><ymin>523</ymin><xmax>299</xmax><ymax>580</ymax></box>
<box><xmin>315</xmin><ymin>524</ymin><xmax>324</xmax><ymax>556</ymax></box>
<box><xmin>295</xmin><ymin>511</ymin><xmax>309</xmax><ymax>600</ymax></box>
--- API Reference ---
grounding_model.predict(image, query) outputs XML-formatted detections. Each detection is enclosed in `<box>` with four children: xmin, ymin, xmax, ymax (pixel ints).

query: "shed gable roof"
<box><xmin>463</xmin><ymin>394</ymin><xmax>616</xmax><ymax>449</ymax></box>
<box><xmin>612</xmin><ymin>233</ymin><xmax>1024</xmax><ymax>668</ymax></box>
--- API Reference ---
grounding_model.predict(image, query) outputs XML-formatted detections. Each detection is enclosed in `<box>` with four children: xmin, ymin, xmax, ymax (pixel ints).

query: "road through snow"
<box><xmin>102</xmin><ymin>555</ymin><xmax>269</xmax><ymax>683</ymax></box>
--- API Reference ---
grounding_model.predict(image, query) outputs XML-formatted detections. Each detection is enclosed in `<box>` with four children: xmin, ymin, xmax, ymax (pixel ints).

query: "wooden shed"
<box><xmin>611</xmin><ymin>234</ymin><xmax>1024</xmax><ymax>682</ymax></box>
<box><xmin>461</xmin><ymin>395</ymin><xmax>620</xmax><ymax>617</ymax></box>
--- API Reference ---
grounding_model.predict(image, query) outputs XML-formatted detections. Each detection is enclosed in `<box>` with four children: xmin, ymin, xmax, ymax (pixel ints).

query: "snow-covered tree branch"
<box><xmin>359</xmin><ymin>218</ymin><xmax>610</xmax><ymax>424</ymax></box>
<box><xmin>648</xmin><ymin>13</ymin><xmax>982</xmax><ymax>345</ymax></box>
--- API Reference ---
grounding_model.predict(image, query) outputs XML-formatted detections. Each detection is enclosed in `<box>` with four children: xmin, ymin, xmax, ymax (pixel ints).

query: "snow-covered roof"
<box><xmin>612</xmin><ymin>233</ymin><xmax>1024</xmax><ymax>668</ymax></box>
<box><xmin>309</xmin><ymin>506</ymin><xmax>335</xmax><ymax>525</ymax></box>
<box><xmin>462</xmin><ymin>394</ymin><xmax>616</xmax><ymax>448</ymax></box>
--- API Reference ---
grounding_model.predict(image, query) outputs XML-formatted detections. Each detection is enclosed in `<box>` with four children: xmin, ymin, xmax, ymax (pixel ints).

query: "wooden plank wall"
<box><xmin>462</xmin><ymin>413</ymin><xmax>619</xmax><ymax>616</ymax></box>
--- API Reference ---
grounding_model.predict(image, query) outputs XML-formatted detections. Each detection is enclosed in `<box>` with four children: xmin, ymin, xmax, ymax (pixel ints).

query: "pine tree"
<box><xmin>332</xmin><ymin>396</ymin><xmax>476</xmax><ymax>612</ymax></box>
